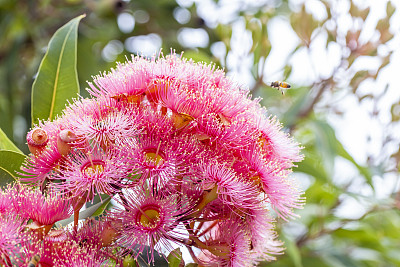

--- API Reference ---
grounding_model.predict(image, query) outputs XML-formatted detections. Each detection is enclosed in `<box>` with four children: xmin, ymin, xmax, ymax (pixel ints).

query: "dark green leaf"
<box><xmin>31</xmin><ymin>14</ymin><xmax>85</xmax><ymax>125</ymax></box>
<box><xmin>0</xmin><ymin>150</ymin><xmax>26</xmax><ymax>186</ymax></box>
<box><xmin>135</xmin><ymin>245</ymin><xmax>168</xmax><ymax>267</ymax></box>
<box><xmin>0</xmin><ymin>128</ymin><xmax>23</xmax><ymax>154</ymax></box>
<box><xmin>168</xmin><ymin>248</ymin><xmax>184</xmax><ymax>267</ymax></box>
<box><xmin>324</xmin><ymin>252</ymin><xmax>361</xmax><ymax>267</ymax></box>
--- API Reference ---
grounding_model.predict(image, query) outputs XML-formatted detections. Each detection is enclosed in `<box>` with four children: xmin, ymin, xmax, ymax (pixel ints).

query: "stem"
<box><xmin>185</xmin><ymin>224</ymin><xmax>229</xmax><ymax>258</ymax></box>
<box><xmin>185</xmin><ymin>186</ymin><xmax>219</xmax><ymax>219</ymax></box>
<box><xmin>197</xmin><ymin>220</ymin><xmax>219</xmax><ymax>238</ymax></box>
<box><xmin>73</xmin><ymin>209</ymin><xmax>79</xmax><ymax>231</ymax></box>
<box><xmin>187</xmin><ymin>246</ymin><xmax>200</xmax><ymax>265</ymax></box>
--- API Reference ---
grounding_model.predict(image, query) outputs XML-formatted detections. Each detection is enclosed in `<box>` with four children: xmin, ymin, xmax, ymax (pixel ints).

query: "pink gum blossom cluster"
<box><xmin>17</xmin><ymin>53</ymin><xmax>304</xmax><ymax>266</ymax></box>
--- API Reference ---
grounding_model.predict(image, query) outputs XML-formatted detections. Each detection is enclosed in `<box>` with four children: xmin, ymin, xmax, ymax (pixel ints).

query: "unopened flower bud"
<box><xmin>123</xmin><ymin>254</ymin><xmax>137</xmax><ymax>267</ymax></box>
<box><xmin>57</xmin><ymin>129</ymin><xmax>76</xmax><ymax>156</ymax></box>
<box><xmin>100</xmin><ymin>222</ymin><xmax>119</xmax><ymax>247</ymax></box>
<box><xmin>45</xmin><ymin>229</ymin><xmax>68</xmax><ymax>244</ymax></box>
<box><xmin>26</xmin><ymin>221</ymin><xmax>54</xmax><ymax>240</ymax></box>
<box><xmin>112</xmin><ymin>93</ymin><xmax>143</xmax><ymax>104</ymax></box>
<box><xmin>27</xmin><ymin>128</ymin><xmax>48</xmax><ymax>155</ymax></box>
<box><xmin>171</xmin><ymin>112</ymin><xmax>194</xmax><ymax>130</ymax></box>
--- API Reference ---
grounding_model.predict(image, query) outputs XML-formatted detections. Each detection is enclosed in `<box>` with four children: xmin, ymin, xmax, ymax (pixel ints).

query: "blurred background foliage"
<box><xmin>1</xmin><ymin>0</ymin><xmax>400</xmax><ymax>266</ymax></box>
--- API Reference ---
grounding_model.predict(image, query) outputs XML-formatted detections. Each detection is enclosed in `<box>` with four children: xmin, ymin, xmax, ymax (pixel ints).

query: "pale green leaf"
<box><xmin>336</xmin><ymin>139</ymin><xmax>373</xmax><ymax>187</ymax></box>
<box><xmin>0</xmin><ymin>150</ymin><xmax>26</xmax><ymax>187</ymax></box>
<box><xmin>31</xmin><ymin>14</ymin><xmax>85</xmax><ymax>125</ymax></box>
<box><xmin>91</xmin><ymin>196</ymin><xmax>112</xmax><ymax>217</ymax></box>
<box><xmin>0</xmin><ymin>128</ymin><xmax>23</xmax><ymax>154</ymax></box>
<box><xmin>168</xmin><ymin>248</ymin><xmax>184</xmax><ymax>267</ymax></box>
<box><xmin>282</xmin><ymin>235</ymin><xmax>303</xmax><ymax>267</ymax></box>
<box><xmin>310</xmin><ymin>120</ymin><xmax>336</xmax><ymax>176</ymax></box>
<box><xmin>123</xmin><ymin>254</ymin><xmax>137</xmax><ymax>267</ymax></box>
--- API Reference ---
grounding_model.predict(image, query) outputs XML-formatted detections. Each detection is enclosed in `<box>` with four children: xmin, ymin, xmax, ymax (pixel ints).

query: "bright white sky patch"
<box><xmin>178</xmin><ymin>28</ymin><xmax>209</xmax><ymax>48</ymax></box>
<box><xmin>117</xmin><ymin>12</ymin><xmax>135</xmax><ymax>33</ymax></box>
<box><xmin>125</xmin><ymin>34</ymin><xmax>162</xmax><ymax>56</ymax></box>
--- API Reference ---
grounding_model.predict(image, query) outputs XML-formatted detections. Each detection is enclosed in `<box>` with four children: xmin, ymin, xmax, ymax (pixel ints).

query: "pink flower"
<box><xmin>198</xmin><ymin>219</ymin><xmax>252</xmax><ymax>267</ymax></box>
<box><xmin>248</xmin><ymin>110</ymin><xmax>303</xmax><ymax>164</ymax></box>
<box><xmin>152</xmin><ymin>77</ymin><xmax>212</xmax><ymax>119</ymax></box>
<box><xmin>71</xmin><ymin>218</ymin><xmax>119</xmax><ymax>248</ymax></box>
<box><xmin>196</xmin><ymin>161</ymin><xmax>261</xmax><ymax>210</ymax></box>
<box><xmin>29</xmin><ymin>190</ymin><xmax>73</xmax><ymax>226</ymax></box>
<box><xmin>5</xmin><ymin>183</ymin><xmax>72</xmax><ymax>226</ymax></box>
<box><xmin>0</xmin><ymin>215</ymin><xmax>26</xmax><ymax>266</ymax></box>
<box><xmin>111</xmin><ymin>186</ymin><xmax>192</xmax><ymax>263</ymax></box>
<box><xmin>0</xmin><ymin>184</ymin><xmax>16</xmax><ymax>215</ymax></box>
<box><xmin>128</xmin><ymin>133</ymin><xmax>203</xmax><ymax>186</ymax></box>
<box><xmin>209</xmin><ymin>87</ymin><xmax>258</xmax><ymax>120</ymax></box>
<box><xmin>21</xmin><ymin>121</ymin><xmax>64</xmax><ymax>184</ymax></box>
<box><xmin>241</xmin><ymin>208</ymin><xmax>284</xmax><ymax>264</ymax></box>
<box><xmin>240</xmin><ymin>145</ymin><xmax>304</xmax><ymax>220</ymax></box>
<box><xmin>21</xmin><ymin>232</ymin><xmax>108</xmax><ymax>267</ymax></box>
<box><xmin>88</xmin><ymin>56</ymin><xmax>150</xmax><ymax>100</ymax></box>
<box><xmin>5</xmin><ymin>183</ymin><xmax>39</xmax><ymax>220</ymax></box>
<box><xmin>195</xmin><ymin>113</ymin><xmax>258</xmax><ymax>150</ymax></box>
<box><xmin>51</xmin><ymin>145</ymin><xmax>133</xmax><ymax>202</ymax></box>
<box><xmin>63</xmin><ymin>96</ymin><xmax>142</xmax><ymax>149</ymax></box>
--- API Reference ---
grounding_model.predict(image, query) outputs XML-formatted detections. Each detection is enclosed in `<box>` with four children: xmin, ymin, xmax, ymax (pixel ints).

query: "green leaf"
<box><xmin>282</xmin><ymin>235</ymin><xmax>303</xmax><ymax>267</ymax></box>
<box><xmin>31</xmin><ymin>14</ymin><xmax>85</xmax><ymax>125</ymax></box>
<box><xmin>135</xmin><ymin>246</ymin><xmax>168</xmax><ymax>267</ymax></box>
<box><xmin>77</xmin><ymin>197</ymin><xmax>111</xmax><ymax>220</ymax></box>
<box><xmin>0</xmin><ymin>150</ymin><xmax>26</xmax><ymax>186</ymax></box>
<box><xmin>123</xmin><ymin>254</ymin><xmax>138</xmax><ymax>267</ymax></box>
<box><xmin>168</xmin><ymin>248</ymin><xmax>184</xmax><ymax>267</ymax></box>
<box><xmin>182</xmin><ymin>50</ymin><xmax>213</xmax><ymax>64</ymax></box>
<box><xmin>0</xmin><ymin>128</ymin><xmax>23</xmax><ymax>154</ymax></box>
<box><xmin>336</xmin><ymin>139</ymin><xmax>373</xmax><ymax>187</ymax></box>
<box><xmin>296</xmin><ymin>154</ymin><xmax>329</xmax><ymax>182</ymax></box>
<box><xmin>281</xmin><ymin>87</ymin><xmax>310</xmax><ymax>127</ymax></box>
<box><xmin>91</xmin><ymin>196</ymin><xmax>112</xmax><ymax>217</ymax></box>
<box><xmin>310</xmin><ymin>119</ymin><xmax>337</xmax><ymax>176</ymax></box>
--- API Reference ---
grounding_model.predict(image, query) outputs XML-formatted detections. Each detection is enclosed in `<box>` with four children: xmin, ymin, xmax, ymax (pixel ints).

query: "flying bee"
<box><xmin>268</xmin><ymin>81</ymin><xmax>291</xmax><ymax>95</ymax></box>
<box><xmin>27</xmin><ymin>254</ymin><xmax>40</xmax><ymax>267</ymax></box>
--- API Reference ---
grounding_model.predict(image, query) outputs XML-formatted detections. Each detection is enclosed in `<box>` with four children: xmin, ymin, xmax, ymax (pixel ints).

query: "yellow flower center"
<box><xmin>258</xmin><ymin>136</ymin><xmax>270</xmax><ymax>149</ymax></box>
<box><xmin>171</xmin><ymin>112</ymin><xmax>194</xmax><ymax>129</ymax></box>
<box><xmin>82</xmin><ymin>160</ymin><xmax>105</xmax><ymax>178</ymax></box>
<box><xmin>144</xmin><ymin>148</ymin><xmax>165</xmax><ymax>167</ymax></box>
<box><xmin>139</xmin><ymin>209</ymin><xmax>160</xmax><ymax>228</ymax></box>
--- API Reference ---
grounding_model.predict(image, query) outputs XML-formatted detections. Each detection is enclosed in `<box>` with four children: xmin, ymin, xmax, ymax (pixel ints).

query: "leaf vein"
<box><xmin>49</xmin><ymin>23</ymin><xmax>76</xmax><ymax>120</ymax></box>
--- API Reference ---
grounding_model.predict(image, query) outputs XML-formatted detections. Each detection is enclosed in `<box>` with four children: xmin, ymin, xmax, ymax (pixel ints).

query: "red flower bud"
<box><xmin>27</xmin><ymin>128</ymin><xmax>48</xmax><ymax>155</ymax></box>
<box><xmin>57</xmin><ymin>129</ymin><xmax>77</xmax><ymax>156</ymax></box>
